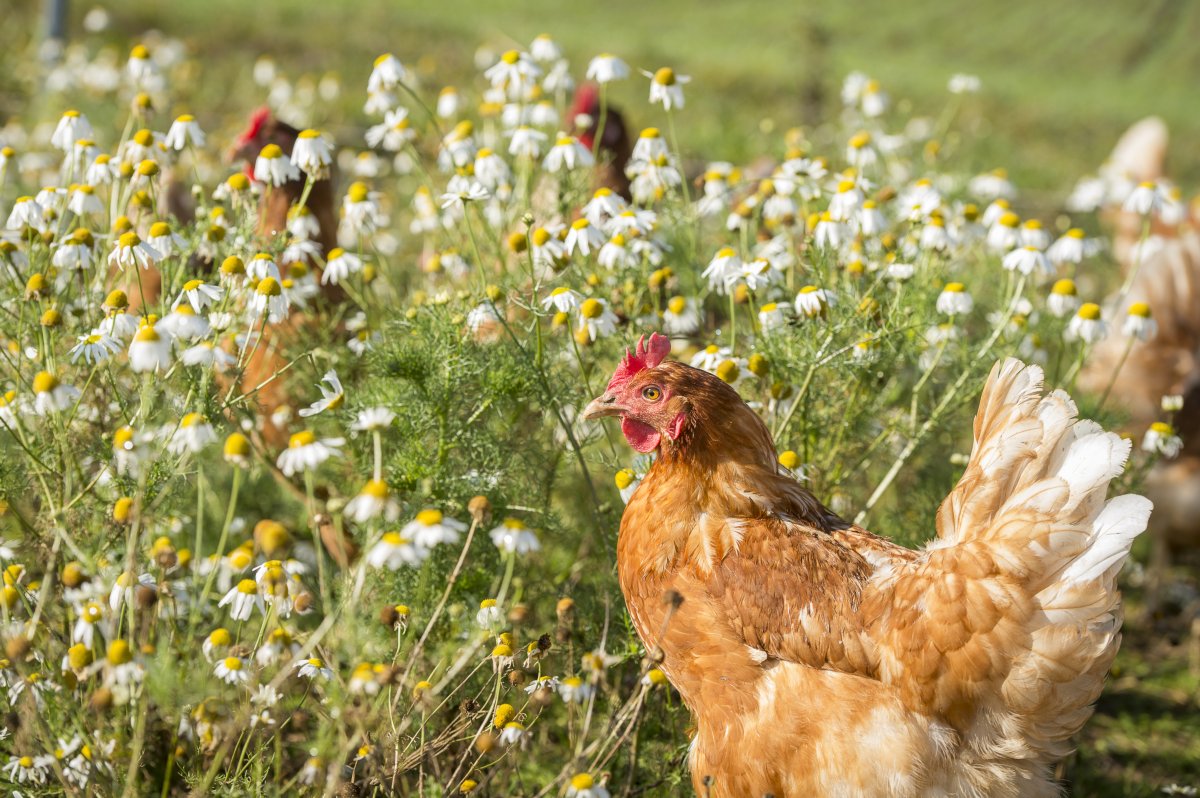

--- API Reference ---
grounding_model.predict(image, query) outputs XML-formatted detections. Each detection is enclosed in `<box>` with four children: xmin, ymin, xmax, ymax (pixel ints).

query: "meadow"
<box><xmin>0</xmin><ymin>1</ymin><xmax>1197</xmax><ymax>795</ymax></box>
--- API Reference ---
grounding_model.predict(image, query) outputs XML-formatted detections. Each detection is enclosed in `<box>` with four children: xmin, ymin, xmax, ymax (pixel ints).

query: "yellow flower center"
<box><xmin>580</xmin><ymin>298</ymin><xmax>603</xmax><ymax>319</ymax></box>
<box><xmin>236</xmin><ymin>578</ymin><xmax>258</xmax><ymax>594</ymax></box>
<box><xmin>223</xmin><ymin>656</ymin><xmax>243</xmax><ymax>671</ymax></box>
<box><xmin>32</xmin><ymin>371</ymin><xmax>58</xmax><ymax>393</ymax></box>
<box><xmin>208</xmin><ymin>628</ymin><xmax>231</xmax><ymax>646</ymax></box>
<box><xmin>1078</xmin><ymin>303</ymin><xmax>1101</xmax><ymax>321</ymax></box>
<box><xmin>1150</xmin><ymin>421</ymin><xmax>1173</xmax><ymax>435</ymax></box>
<box><xmin>107</xmin><ymin>640</ymin><xmax>132</xmax><ymax>665</ymax></box>
<box><xmin>779</xmin><ymin>450</ymin><xmax>800</xmax><ymax>469</ymax></box>
<box><xmin>1051</xmin><ymin>279</ymin><xmax>1076</xmax><ymax>296</ymax></box>
<box><xmin>570</xmin><ymin>774</ymin><xmax>595</xmax><ymax>790</ymax></box>
<box><xmin>480</xmin><ymin>598</ymin><xmax>497</xmax><ymax>609</ymax></box>
<box><xmin>181</xmin><ymin>413</ymin><xmax>206</xmax><ymax>428</ymax></box>
<box><xmin>360</xmin><ymin>480</ymin><xmax>388</xmax><ymax>499</ymax></box>
<box><xmin>1127</xmin><ymin>302</ymin><xmax>1151</xmax><ymax>318</ymax></box>
<box><xmin>653</xmin><ymin>67</ymin><xmax>676</xmax><ymax>85</ymax></box>
<box><xmin>416</xmin><ymin>508</ymin><xmax>443</xmax><ymax>525</ymax></box>
<box><xmin>289</xmin><ymin>430</ymin><xmax>316</xmax><ymax>448</ymax></box>
<box><xmin>259</xmin><ymin>143</ymin><xmax>283</xmax><ymax>160</ymax></box>
<box><xmin>257</xmin><ymin>277</ymin><xmax>282</xmax><ymax>297</ymax></box>
<box><xmin>119</xmin><ymin>231</ymin><xmax>141</xmax><ymax>248</ymax></box>
<box><xmin>716</xmin><ymin>360</ymin><xmax>740</xmax><ymax>383</ymax></box>
<box><xmin>667</xmin><ymin>296</ymin><xmax>687</xmax><ymax>314</ymax></box>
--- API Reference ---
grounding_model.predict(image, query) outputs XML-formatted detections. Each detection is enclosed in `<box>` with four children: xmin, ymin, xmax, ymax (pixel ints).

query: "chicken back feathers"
<box><xmin>605</xmin><ymin>348</ymin><xmax>1149</xmax><ymax>797</ymax></box>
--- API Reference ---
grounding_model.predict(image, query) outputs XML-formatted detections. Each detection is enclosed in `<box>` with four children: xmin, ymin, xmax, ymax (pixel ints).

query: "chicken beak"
<box><xmin>582</xmin><ymin>393</ymin><xmax>625</xmax><ymax>420</ymax></box>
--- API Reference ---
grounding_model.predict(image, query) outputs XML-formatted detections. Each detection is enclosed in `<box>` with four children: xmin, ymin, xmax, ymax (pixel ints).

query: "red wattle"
<box><xmin>621</xmin><ymin>417</ymin><xmax>661</xmax><ymax>453</ymax></box>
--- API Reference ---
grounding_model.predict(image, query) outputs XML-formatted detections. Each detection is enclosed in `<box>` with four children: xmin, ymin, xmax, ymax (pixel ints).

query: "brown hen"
<box><xmin>584</xmin><ymin>334</ymin><xmax>1149</xmax><ymax>797</ymax></box>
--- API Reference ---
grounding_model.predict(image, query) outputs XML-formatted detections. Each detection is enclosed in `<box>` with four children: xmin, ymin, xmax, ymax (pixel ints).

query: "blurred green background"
<box><xmin>6</xmin><ymin>0</ymin><xmax>1200</xmax><ymax>192</ymax></box>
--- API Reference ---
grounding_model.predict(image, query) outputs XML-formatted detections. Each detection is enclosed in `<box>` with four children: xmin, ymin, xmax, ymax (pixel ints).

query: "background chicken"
<box><xmin>229</xmin><ymin>107</ymin><xmax>340</xmax><ymax>272</ymax></box>
<box><xmin>584</xmin><ymin>334</ymin><xmax>1149</xmax><ymax>798</ymax></box>
<box><xmin>1078</xmin><ymin>119</ymin><xmax>1200</xmax><ymax>563</ymax></box>
<box><xmin>569</xmin><ymin>83</ymin><xmax>633</xmax><ymax>199</ymax></box>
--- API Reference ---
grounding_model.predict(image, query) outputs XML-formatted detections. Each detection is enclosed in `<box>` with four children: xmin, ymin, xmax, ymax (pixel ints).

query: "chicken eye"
<box><xmin>642</xmin><ymin>385</ymin><xmax>662</xmax><ymax>401</ymax></box>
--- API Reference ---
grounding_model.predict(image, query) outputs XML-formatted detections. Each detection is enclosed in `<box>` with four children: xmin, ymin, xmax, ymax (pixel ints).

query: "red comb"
<box><xmin>236</xmin><ymin>106</ymin><xmax>272</xmax><ymax>147</ymax></box>
<box><xmin>606</xmin><ymin>333</ymin><xmax>671</xmax><ymax>391</ymax></box>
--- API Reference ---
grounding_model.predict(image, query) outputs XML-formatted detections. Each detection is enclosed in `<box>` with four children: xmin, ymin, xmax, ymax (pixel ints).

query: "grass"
<box><xmin>93</xmin><ymin>0</ymin><xmax>1200</xmax><ymax>194</ymax></box>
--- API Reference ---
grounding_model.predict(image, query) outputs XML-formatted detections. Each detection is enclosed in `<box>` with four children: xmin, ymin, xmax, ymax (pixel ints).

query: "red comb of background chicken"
<box><xmin>607</xmin><ymin>333</ymin><xmax>671</xmax><ymax>391</ymax></box>
<box><xmin>237</xmin><ymin>106</ymin><xmax>272</xmax><ymax>148</ymax></box>
<box><xmin>570</xmin><ymin>84</ymin><xmax>601</xmax><ymax>149</ymax></box>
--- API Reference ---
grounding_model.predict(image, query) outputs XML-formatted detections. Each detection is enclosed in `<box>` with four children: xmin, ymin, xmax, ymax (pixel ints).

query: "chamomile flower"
<box><xmin>125</xmin><ymin>322</ymin><xmax>172</xmax><ymax>372</ymax></box>
<box><xmin>180</xmin><ymin>340</ymin><xmax>234</xmax><ymax>369</ymax></box>
<box><xmin>662</xmin><ymin>295</ymin><xmax>701</xmax><ymax>335</ymax></box>
<box><xmin>218</xmin><ymin>579</ymin><xmax>264</xmax><ymax>622</ymax></box>
<box><xmin>794</xmin><ymin>285</ymin><xmax>833</xmax><ymax>318</ymax></box>
<box><xmin>202</xmin><ymin>628</ymin><xmax>233</xmax><ymax>661</ymax></box>
<box><xmin>1123</xmin><ymin>181</ymin><xmax>1164</xmax><ymax>215</ymax></box>
<box><xmin>402</xmin><ymin>509</ymin><xmax>467</xmax><ymax>548</ymax></box>
<box><xmin>351</xmin><ymin>407</ymin><xmax>395</xmax><ymax>432</ymax></box>
<box><xmin>321</xmin><ymin>248</ymin><xmax>364</xmax><ymax>285</ymax></box>
<box><xmin>936</xmin><ymin>283</ymin><xmax>974</xmax><ymax>315</ymax></box>
<box><xmin>368</xmin><ymin>53</ymin><xmax>407</xmax><ymax>94</ymax></box>
<box><xmin>490</xmin><ymin>518</ymin><xmax>541</xmax><ymax>555</ymax></box>
<box><xmin>484</xmin><ymin>50</ymin><xmax>541</xmax><ymax>100</ymax></box>
<box><xmin>1122</xmin><ymin>302</ymin><xmax>1157</xmax><ymax>341</ymax></box>
<box><xmin>164</xmin><ymin>114</ymin><xmax>205</xmax><ymax>150</ymax></box>
<box><xmin>294</xmin><ymin>657</ymin><xmax>333</xmax><ymax>681</ymax></box>
<box><xmin>558</xmin><ymin>675</ymin><xmax>594</xmax><ymax>703</ymax></box>
<box><xmin>1002</xmin><ymin>246</ymin><xmax>1052</xmax><ymax>276</ymax></box>
<box><xmin>543</xmin><ymin>135</ymin><xmax>594</xmax><ymax>173</ymax></box>
<box><xmin>498</xmin><ymin>721</ymin><xmax>526</xmax><ymax>746</ymax></box>
<box><xmin>108</xmin><ymin>571</ymin><xmax>154</xmax><ymax>612</ymax></box>
<box><xmin>508</xmin><ymin>125</ymin><xmax>547</xmax><ymax>160</ymax></box>
<box><xmin>297</xmin><ymin>371</ymin><xmax>344</xmax><ymax>418</ymax></box>
<box><xmin>254</xmin><ymin>144</ymin><xmax>300</xmax><ymax>186</ymax></box>
<box><xmin>51</xmin><ymin>110</ymin><xmax>95</xmax><ymax>151</ymax></box>
<box><xmin>67</xmin><ymin>184</ymin><xmax>103</xmax><ymax>217</ymax></box>
<box><xmin>158</xmin><ymin>305</ymin><xmax>210</xmax><ymax>341</ymax></box>
<box><xmin>702</xmin><ymin>247</ymin><xmax>742</xmax><ymax>294</ymax></box>
<box><xmin>1142</xmin><ymin>421</ymin><xmax>1183</xmax><ymax>458</ymax></box>
<box><xmin>174</xmin><ymin>279</ymin><xmax>223</xmax><ymax>313</ymax></box>
<box><xmin>614</xmin><ymin>468</ymin><xmax>641</xmax><ymax>503</ymax></box>
<box><xmin>251</xmin><ymin>276</ymin><xmax>289</xmax><ymax>322</ymax></box>
<box><xmin>108</xmin><ymin>231</ymin><xmax>161</xmax><ymax>270</ymax></box>
<box><xmin>587</xmin><ymin>54</ymin><xmax>629</xmax><ymax>84</ymax></box>
<box><xmin>345</xmin><ymin>479</ymin><xmax>401</xmax><ymax>523</ymax></box>
<box><xmin>582</xmin><ymin>187</ymin><xmax>627</xmax><ymax>227</ymax></box>
<box><xmin>291</xmin><ymin>130</ymin><xmax>334</xmax><ymax>179</ymax></box>
<box><xmin>1065</xmin><ymin>302</ymin><xmax>1106</xmax><ymax>344</ymax></box>
<box><xmin>1046</xmin><ymin>228</ymin><xmax>1087</xmax><ymax>266</ymax></box>
<box><xmin>757</xmin><ymin>302</ymin><xmax>787</xmax><ymax>333</ymax></box>
<box><xmin>6</xmin><ymin>196</ymin><xmax>45</xmax><ymax>232</ymax></box>
<box><xmin>214</xmin><ymin>655</ymin><xmax>250</xmax><ymax>685</ymax></box>
<box><xmin>31</xmin><ymin>371</ymin><xmax>81</xmax><ymax>414</ymax></box>
<box><xmin>275</xmin><ymin>430</ymin><xmax>344</xmax><ymax>476</ymax></box>
<box><xmin>439</xmin><ymin>181</ymin><xmax>490</xmax><ymax>210</ymax></box>
<box><xmin>476</xmin><ymin>599</ymin><xmax>504</xmax><ymax>629</ymax></box>
<box><xmin>1047</xmin><ymin>279</ymin><xmax>1080</xmax><ymax>318</ymax></box>
<box><xmin>437</xmin><ymin>86</ymin><xmax>461</xmax><ymax>118</ymax></box>
<box><xmin>642</xmin><ymin>67</ymin><xmax>690</xmax><ymax>110</ymax></box>
<box><xmin>542</xmin><ymin>287</ymin><xmax>583</xmax><ymax>314</ymax></box>
<box><xmin>168</xmin><ymin>413</ymin><xmax>217</xmax><ymax>454</ymax></box>
<box><xmin>365</xmin><ymin>531</ymin><xmax>426</xmax><ymax>569</ymax></box>
<box><xmin>948</xmin><ymin>73</ymin><xmax>982</xmax><ymax>94</ymax></box>
<box><xmin>576</xmin><ymin>297</ymin><xmax>619</xmax><ymax>341</ymax></box>
<box><xmin>4</xmin><ymin>754</ymin><xmax>49</xmax><ymax>785</ymax></box>
<box><xmin>365</xmin><ymin>108</ymin><xmax>415</xmax><ymax>151</ymax></box>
